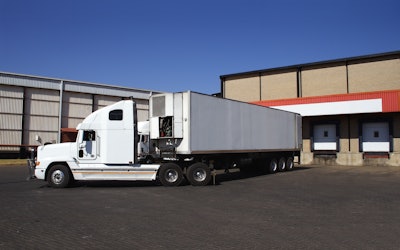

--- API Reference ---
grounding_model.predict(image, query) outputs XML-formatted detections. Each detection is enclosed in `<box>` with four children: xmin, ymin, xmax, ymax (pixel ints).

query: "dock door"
<box><xmin>361</xmin><ymin>122</ymin><xmax>390</xmax><ymax>152</ymax></box>
<box><xmin>312</xmin><ymin>124</ymin><xmax>338</xmax><ymax>151</ymax></box>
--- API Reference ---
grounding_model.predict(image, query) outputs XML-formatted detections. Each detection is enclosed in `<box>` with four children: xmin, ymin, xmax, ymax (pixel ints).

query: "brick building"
<box><xmin>220</xmin><ymin>51</ymin><xmax>400</xmax><ymax>166</ymax></box>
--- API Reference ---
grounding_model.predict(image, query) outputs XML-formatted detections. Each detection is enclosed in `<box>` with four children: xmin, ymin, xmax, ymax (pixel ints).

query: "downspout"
<box><xmin>220</xmin><ymin>77</ymin><xmax>225</xmax><ymax>98</ymax></box>
<box><xmin>20</xmin><ymin>87</ymin><xmax>27</xmax><ymax>157</ymax></box>
<box><xmin>346</xmin><ymin>60</ymin><xmax>349</xmax><ymax>94</ymax></box>
<box><xmin>92</xmin><ymin>94</ymin><xmax>95</xmax><ymax>112</ymax></box>
<box><xmin>259</xmin><ymin>73</ymin><xmax>262</xmax><ymax>101</ymax></box>
<box><xmin>297</xmin><ymin>67</ymin><xmax>302</xmax><ymax>97</ymax></box>
<box><xmin>348</xmin><ymin>115</ymin><xmax>351</xmax><ymax>152</ymax></box>
<box><xmin>58</xmin><ymin>80</ymin><xmax>64</xmax><ymax>143</ymax></box>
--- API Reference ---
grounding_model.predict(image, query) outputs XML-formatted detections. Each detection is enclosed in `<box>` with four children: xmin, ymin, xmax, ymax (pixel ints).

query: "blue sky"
<box><xmin>1</xmin><ymin>0</ymin><xmax>399</xmax><ymax>94</ymax></box>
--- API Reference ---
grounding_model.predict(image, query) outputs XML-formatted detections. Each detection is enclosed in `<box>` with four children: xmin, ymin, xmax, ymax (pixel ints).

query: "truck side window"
<box><xmin>109</xmin><ymin>109</ymin><xmax>123</xmax><ymax>120</ymax></box>
<box><xmin>83</xmin><ymin>131</ymin><xmax>96</xmax><ymax>141</ymax></box>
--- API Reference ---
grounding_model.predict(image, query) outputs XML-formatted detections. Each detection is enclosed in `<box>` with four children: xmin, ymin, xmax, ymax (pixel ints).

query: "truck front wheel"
<box><xmin>158</xmin><ymin>163</ymin><xmax>184</xmax><ymax>187</ymax></box>
<box><xmin>186</xmin><ymin>163</ymin><xmax>211</xmax><ymax>186</ymax></box>
<box><xmin>47</xmin><ymin>164</ymin><xmax>71</xmax><ymax>188</ymax></box>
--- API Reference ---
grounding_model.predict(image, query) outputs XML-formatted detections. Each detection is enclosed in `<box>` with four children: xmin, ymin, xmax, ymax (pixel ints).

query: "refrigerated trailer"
<box><xmin>32</xmin><ymin>91</ymin><xmax>302</xmax><ymax>187</ymax></box>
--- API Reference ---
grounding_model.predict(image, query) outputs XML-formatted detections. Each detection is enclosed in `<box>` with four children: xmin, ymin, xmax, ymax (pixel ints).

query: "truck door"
<box><xmin>78</xmin><ymin>130</ymin><xmax>97</xmax><ymax>160</ymax></box>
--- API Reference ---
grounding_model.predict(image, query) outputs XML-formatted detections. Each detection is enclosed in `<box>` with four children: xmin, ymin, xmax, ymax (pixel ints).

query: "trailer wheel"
<box><xmin>158</xmin><ymin>163</ymin><xmax>183</xmax><ymax>187</ymax></box>
<box><xmin>278</xmin><ymin>157</ymin><xmax>286</xmax><ymax>171</ymax></box>
<box><xmin>268</xmin><ymin>158</ymin><xmax>278</xmax><ymax>174</ymax></box>
<box><xmin>187</xmin><ymin>163</ymin><xmax>211</xmax><ymax>186</ymax></box>
<box><xmin>286</xmin><ymin>157</ymin><xmax>294</xmax><ymax>171</ymax></box>
<box><xmin>47</xmin><ymin>164</ymin><xmax>71</xmax><ymax>188</ymax></box>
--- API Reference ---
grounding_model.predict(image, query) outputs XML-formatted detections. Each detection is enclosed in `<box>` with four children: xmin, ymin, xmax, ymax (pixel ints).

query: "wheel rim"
<box><xmin>51</xmin><ymin>170</ymin><xmax>65</xmax><ymax>185</ymax></box>
<box><xmin>279</xmin><ymin>158</ymin><xmax>286</xmax><ymax>170</ymax></box>
<box><xmin>287</xmin><ymin>158</ymin><xmax>294</xmax><ymax>169</ymax></box>
<box><xmin>192</xmin><ymin>168</ymin><xmax>207</xmax><ymax>182</ymax></box>
<box><xmin>165</xmin><ymin>169</ymin><xmax>179</xmax><ymax>183</ymax></box>
<box><xmin>270</xmin><ymin>160</ymin><xmax>277</xmax><ymax>172</ymax></box>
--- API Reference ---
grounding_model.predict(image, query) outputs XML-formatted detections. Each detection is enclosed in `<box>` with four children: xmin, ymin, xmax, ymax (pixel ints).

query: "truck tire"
<box><xmin>286</xmin><ymin>157</ymin><xmax>294</xmax><ymax>171</ymax></box>
<box><xmin>186</xmin><ymin>163</ymin><xmax>211</xmax><ymax>186</ymax></box>
<box><xmin>47</xmin><ymin>164</ymin><xmax>72</xmax><ymax>188</ymax></box>
<box><xmin>158</xmin><ymin>163</ymin><xmax>184</xmax><ymax>187</ymax></box>
<box><xmin>268</xmin><ymin>158</ymin><xmax>278</xmax><ymax>174</ymax></box>
<box><xmin>278</xmin><ymin>157</ymin><xmax>286</xmax><ymax>171</ymax></box>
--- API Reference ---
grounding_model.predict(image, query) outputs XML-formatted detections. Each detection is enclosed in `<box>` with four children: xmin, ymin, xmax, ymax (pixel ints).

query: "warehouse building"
<box><xmin>0</xmin><ymin>72</ymin><xmax>158</xmax><ymax>158</ymax></box>
<box><xmin>2</xmin><ymin>51</ymin><xmax>399</xmax><ymax>166</ymax></box>
<box><xmin>221</xmin><ymin>51</ymin><xmax>400</xmax><ymax>166</ymax></box>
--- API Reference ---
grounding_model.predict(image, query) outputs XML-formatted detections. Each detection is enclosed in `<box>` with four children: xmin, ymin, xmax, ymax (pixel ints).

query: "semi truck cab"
<box><xmin>34</xmin><ymin>100</ymin><xmax>161</xmax><ymax>187</ymax></box>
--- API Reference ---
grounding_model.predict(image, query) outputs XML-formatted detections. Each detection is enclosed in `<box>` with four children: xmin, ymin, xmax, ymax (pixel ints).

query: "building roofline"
<box><xmin>0</xmin><ymin>71</ymin><xmax>162</xmax><ymax>99</ymax></box>
<box><xmin>220</xmin><ymin>50</ymin><xmax>400</xmax><ymax>79</ymax></box>
<box><xmin>0</xmin><ymin>71</ymin><xmax>159</xmax><ymax>93</ymax></box>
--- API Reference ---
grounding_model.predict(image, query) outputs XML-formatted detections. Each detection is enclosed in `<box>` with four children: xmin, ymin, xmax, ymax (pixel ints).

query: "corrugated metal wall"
<box><xmin>136</xmin><ymin>99</ymin><xmax>149</xmax><ymax>122</ymax></box>
<box><xmin>24</xmin><ymin>88</ymin><xmax>60</xmax><ymax>145</ymax></box>
<box><xmin>62</xmin><ymin>91</ymin><xmax>93</xmax><ymax>128</ymax></box>
<box><xmin>0</xmin><ymin>85</ymin><xmax>23</xmax><ymax>151</ymax></box>
<box><xmin>0</xmin><ymin>72</ymin><xmax>155</xmax><ymax>155</ymax></box>
<box><xmin>0</xmin><ymin>74</ymin><xmax>60</xmax><ymax>90</ymax></box>
<box><xmin>94</xmin><ymin>95</ymin><xmax>122</xmax><ymax>110</ymax></box>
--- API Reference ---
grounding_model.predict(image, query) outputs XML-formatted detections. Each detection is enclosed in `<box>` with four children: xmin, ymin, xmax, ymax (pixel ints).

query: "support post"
<box><xmin>58</xmin><ymin>81</ymin><xmax>64</xmax><ymax>143</ymax></box>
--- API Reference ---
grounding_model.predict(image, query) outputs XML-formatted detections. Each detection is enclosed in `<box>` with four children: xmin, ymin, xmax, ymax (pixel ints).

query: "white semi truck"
<box><xmin>33</xmin><ymin>91</ymin><xmax>302</xmax><ymax>187</ymax></box>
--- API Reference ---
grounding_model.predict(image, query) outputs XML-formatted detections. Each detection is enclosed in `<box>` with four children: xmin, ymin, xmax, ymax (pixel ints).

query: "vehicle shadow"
<box><xmin>69</xmin><ymin>180</ymin><xmax>160</xmax><ymax>188</ymax></box>
<box><xmin>213</xmin><ymin>166</ymin><xmax>311</xmax><ymax>185</ymax></box>
<box><xmin>57</xmin><ymin>166</ymin><xmax>311</xmax><ymax>188</ymax></box>
<box><xmin>33</xmin><ymin>165</ymin><xmax>311</xmax><ymax>188</ymax></box>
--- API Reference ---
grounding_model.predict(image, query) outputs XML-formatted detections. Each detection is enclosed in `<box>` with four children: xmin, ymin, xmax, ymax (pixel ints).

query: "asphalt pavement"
<box><xmin>1</xmin><ymin>164</ymin><xmax>400</xmax><ymax>249</ymax></box>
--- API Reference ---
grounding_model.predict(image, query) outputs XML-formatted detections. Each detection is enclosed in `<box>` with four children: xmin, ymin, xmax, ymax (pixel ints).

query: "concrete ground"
<box><xmin>1</xmin><ymin>164</ymin><xmax>400</xmax><ymax>249</ymax></box>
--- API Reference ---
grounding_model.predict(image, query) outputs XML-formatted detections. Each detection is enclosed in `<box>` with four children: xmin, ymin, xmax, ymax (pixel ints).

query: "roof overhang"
<box><xmin>253</xmin><ymin>90</ymin><xmax>400</xmax><ymax>117</ymax></box>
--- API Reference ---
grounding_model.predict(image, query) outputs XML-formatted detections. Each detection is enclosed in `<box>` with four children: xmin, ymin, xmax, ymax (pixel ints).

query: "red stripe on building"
<box><xmin>253</xmin><ymin>90</ymin><xmax>400</xmax><ymax>113</ymax></box>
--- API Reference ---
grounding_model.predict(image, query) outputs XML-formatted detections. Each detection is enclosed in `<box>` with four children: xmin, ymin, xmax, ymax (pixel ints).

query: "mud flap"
<box><xmin>26</xmin><ymin>159</ymin><xmax>36</xmax><ymax>180</ymax></box>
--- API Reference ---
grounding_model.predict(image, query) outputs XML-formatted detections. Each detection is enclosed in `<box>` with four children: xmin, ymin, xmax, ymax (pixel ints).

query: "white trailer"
<box><xmin>33</xmin><ymin>91</ymin><xmax>302</xmax><ymax>187</ymax></box>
